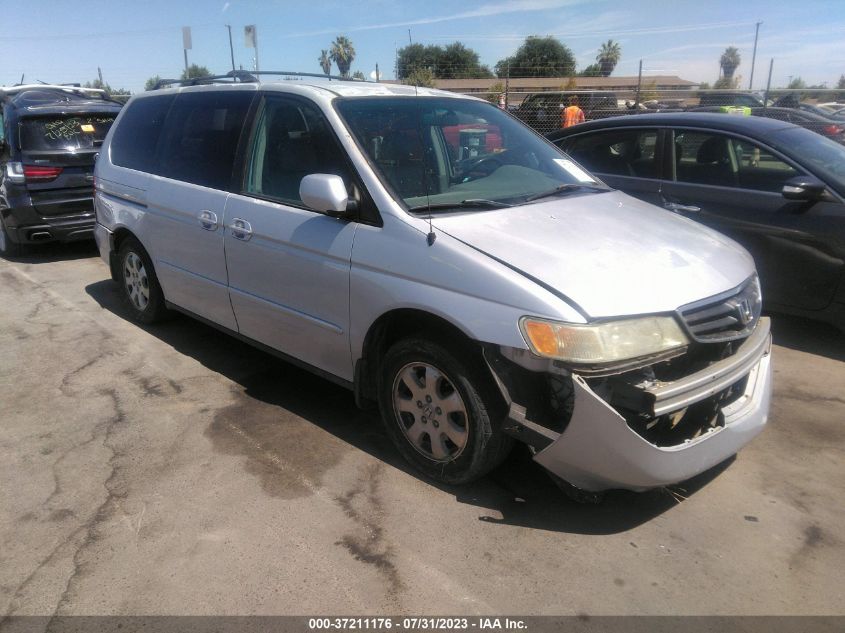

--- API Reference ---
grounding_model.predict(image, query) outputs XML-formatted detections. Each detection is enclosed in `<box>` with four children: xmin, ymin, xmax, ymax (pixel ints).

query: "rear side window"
<box><xmin>157</xmin><ymin>91</ymin><xmax>253</xmax><ymax>190</ymax></box>
<box><xmin>20</xmin><ymin>115</ymin><xmax>116</xmax><ymax>151</ymax></box>
<box><xmin>562</xmin><ymin>129</ymin><xmax>658</xmax><ymax>178</ymax></box>
<box><xmin>111</xmin><ymin>95</ymin><xmax>175</xmax><ymax>172</ymax></box>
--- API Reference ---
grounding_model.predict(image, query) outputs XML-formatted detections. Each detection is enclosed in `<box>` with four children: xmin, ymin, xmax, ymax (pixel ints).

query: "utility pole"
<box><xmin>226</xmin><ymin>25</ymin><xmax>236</xmax><ymax>73</ymax></box>
<box><xmin>749</xmin><ymin>21</ymin><xmax>762</xmax><ymax>89</ymax></box>
<box><xmin>97</xmin><ymin>67</ymin><xmax>103</xmax><ymax>85</ymax></box>
<box><xmin>375</xmin><ymin>63</ymin><xmax>380</xmax><ymax>82</ymax></box>
<box><xmin>408</xmin><ymin>29</ymin><xmax>412</xmax><ymax>45</ymax></box>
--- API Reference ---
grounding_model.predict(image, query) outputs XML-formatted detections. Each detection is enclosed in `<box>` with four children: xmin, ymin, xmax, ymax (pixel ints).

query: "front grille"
<box><xmin>678</xmin><ymin>276</ymin><xmax>762</xmax><ymax>342</ymax></box>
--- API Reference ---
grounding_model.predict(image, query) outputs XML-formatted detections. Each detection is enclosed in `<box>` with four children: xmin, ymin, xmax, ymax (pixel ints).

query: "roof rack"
<box><xmin>0</xmin><ymin>84</ymin><xmax>108</xmax><ymax>98</ymax></box>
<box><xmin>152</xmin><ymin>70</ymin><xmax>372</xmax><ymax>90</ymax></box>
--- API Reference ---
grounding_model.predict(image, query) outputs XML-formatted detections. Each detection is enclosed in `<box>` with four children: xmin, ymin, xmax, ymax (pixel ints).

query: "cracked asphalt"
<box><xmin>1</xmin><ymin>242</ymin><xmax>844</xmax><ymax>617</ymax></box>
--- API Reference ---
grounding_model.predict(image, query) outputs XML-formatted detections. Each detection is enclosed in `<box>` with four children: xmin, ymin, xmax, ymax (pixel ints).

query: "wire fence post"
<box><xmin>764</xmin><ymin>58</ymin><xmax>774</xmax><ymax>111</ymax></box>
<box><xmin>505</xmin><ymin>60</ymin><xmax>510</xmax><ymax>109</ymax></box>
<box><xmin>635</xmin><ymin>59</ymin><xmax>643</xmax><ymax>107</ymax></box>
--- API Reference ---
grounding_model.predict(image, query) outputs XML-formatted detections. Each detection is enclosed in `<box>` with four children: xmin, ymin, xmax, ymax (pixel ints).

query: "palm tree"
<box><xmin>319</xmin><ymin>50</ymin><xmax>332</xmax><ymax>76</ymax></box>
<box><xmin>330</xmin><ymin>35</ymin><xmax>355</xmax><ymax>78</ymax></box>
<box><xmin>720</xmin><ymin>46</ymin><xmax>741</xmax><ymax>81</ymax></box>
<box><xmin>596</xmin><ymin>39</ymin><xmax>621</xmax><ymax>77</ymax></box>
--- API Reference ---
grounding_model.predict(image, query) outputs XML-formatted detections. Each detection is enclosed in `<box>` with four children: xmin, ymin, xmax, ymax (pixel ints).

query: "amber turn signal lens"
<box><xmin>524</xmin><ymin>320</ymin><xmax>559</xmax><ymax>356</ymax></box>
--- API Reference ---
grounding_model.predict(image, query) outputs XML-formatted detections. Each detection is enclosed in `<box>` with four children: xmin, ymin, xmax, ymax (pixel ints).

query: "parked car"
<box><xmin>0</xmin><ymin>85</ymin><xmax>122</xmax><ymax>256</ymax></box>
<box><xmin>95</xmin><ymin>81</ymin><xmax>772</xmax><ymax>497</ymax></box>
<box><xmin>548</xmin><ymin>113</ymin><xmax>845</xmax><ymax>330</ymax></box>
<box><xmin>697</xmin><ymin>91</ymin><xmax>765</xmax><ymax>108</ymax></box>
<box><xmin>514</xmin><ymin>91</ymin><xmax>621</xmax><ymax>134</ymax></box>
<box><xmin>751</xmin><ymin>107</ymin><xmax>845</xmax><ymax>143</ymax></box>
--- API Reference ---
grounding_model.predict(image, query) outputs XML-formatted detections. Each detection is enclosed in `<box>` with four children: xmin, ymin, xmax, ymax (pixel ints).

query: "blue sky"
<box><xmin>2</xmin><ymin>0</ymin><xmax>844</xmax><ymax>93</ymax></box>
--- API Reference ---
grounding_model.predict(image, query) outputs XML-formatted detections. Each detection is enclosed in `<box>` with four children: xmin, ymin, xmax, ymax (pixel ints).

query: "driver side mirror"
<box><xmin>782</xmin><ymin>176</ymin><xmax>826</xmax><ymax>201</ymax></box>
<box><xmin>299</xmin><ymin>174</ymin><xmax>357</xmax><ymax>218</ymax></box>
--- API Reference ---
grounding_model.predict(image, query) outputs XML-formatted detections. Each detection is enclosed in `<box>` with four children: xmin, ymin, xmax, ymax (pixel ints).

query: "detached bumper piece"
<box><xmin>503</xmin><ymin>318</ymin><xmax>772</xmax><ymax>492</ymax></box>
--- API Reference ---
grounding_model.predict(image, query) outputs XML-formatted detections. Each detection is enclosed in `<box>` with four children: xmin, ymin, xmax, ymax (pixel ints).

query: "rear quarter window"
<box><xmin>110</xmin><ymin>95</ymin><xmax>175</xmax><ymax>172</ymax></box>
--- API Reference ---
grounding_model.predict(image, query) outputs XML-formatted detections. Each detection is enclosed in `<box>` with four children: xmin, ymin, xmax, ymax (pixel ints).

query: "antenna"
<box><xmin>412</xmin><ymin>79</ymin><xmax>436</xmax><ymax>246</ymax></box>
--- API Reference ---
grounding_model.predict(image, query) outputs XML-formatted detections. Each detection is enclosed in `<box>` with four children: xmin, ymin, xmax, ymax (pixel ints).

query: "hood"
<box><xmin>433</xmin><ymin>191</ymin><xmax>754</xmax><ymax>319</ymax></box>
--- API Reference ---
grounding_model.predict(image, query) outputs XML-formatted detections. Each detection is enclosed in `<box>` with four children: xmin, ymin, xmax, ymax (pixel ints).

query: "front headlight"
<box><xmin>520</xmin><ymin>315</ymin><xmax>689</xmax><ymax>366</ymax></box>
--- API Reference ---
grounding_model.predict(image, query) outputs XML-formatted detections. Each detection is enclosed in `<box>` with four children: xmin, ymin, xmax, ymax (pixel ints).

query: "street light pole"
<box><xmin>749</xmin><ymin>21</ymin><xmax>762</xmax><ymax>90</ymax></box>
<box><xmin>226</xmin><ymin>25</ymin><xmax>236</xmax><ymax>73</ymax></box>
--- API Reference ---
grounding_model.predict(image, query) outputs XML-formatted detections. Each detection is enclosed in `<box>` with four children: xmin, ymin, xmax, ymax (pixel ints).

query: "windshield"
<box><xmin>335</xmin><ymin>96</ymin><xmax>604</xmax><ymax>211</ymax></box>
<box><xmin>770</xmin><ymin>126</ymin><xmax>845</xmax><ymax>197</ymax></box>
<box><xmin>20</xmin><ymin>115</ymin><xmax>116</xmax><ymax>151</ymax></box>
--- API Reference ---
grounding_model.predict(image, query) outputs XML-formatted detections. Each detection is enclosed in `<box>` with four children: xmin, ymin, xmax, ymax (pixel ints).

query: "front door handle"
<box><xmin>229</xmin><ymin>218</ymin><xmax>253</xmax><ymax>241</ymax></box>
<box><xmin>198</xmin><ymin>210</ymin><xmax>219</xmax><ymax>231</ymax></box>
<box><xmin>664</xmin><ymin>202</ymin><xmax>701</xmax><ymax>214</ymax></box>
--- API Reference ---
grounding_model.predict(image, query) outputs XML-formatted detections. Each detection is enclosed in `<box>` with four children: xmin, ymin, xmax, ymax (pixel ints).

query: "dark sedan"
<box><xmin>690</xmin><ymin>106</ymin><xmax>845</xmax><ymax>143</ymax></box>
<box><xmin>547</xmin><ymin>113</ymin><xmax>845</xmax><ymax>330</ymax></box>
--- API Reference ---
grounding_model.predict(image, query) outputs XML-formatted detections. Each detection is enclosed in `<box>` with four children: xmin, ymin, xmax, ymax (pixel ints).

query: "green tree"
<box><xmin>698</xmin><ymin>81</ymin><xmax>711</xmax><ymax>90</ymax></box>
<box><xmin>83</xmin><ymin>78</ymin><xmax>130</xmax><ymax>96</ymax></box>
<box><xmin>484</xmin><ymin>81</ymin><xmax>505</xmax><ymax>104</ymax></box>
<box><xmin>713</xmin><ymin>76</ymin><xmax>739</xmax><ymax>89</ymax></box>
<box><xmin>330</xmin><ymin>35</ymin><xmax>356</xmax><ymax>78</ymax></box>
<box><xmin>404</xmin><ymin>67</ymin><xmax>436</xmax><ymax>88</ymax></box>
<box><xmin>436</xmin><ymin>42</ymin><xmax>492</xmax><ymax>79</ymax></box>
<box><xmin>837</xmin><ymin>75</ymin><xmax>845</xmax><ymax>89</ymax></box>
<box><xmin>352</xmin><ymin>70</ymin><xmax>366</xmax><ymax>81</ymax></box>
<box><xmin>787</xmin><ymin>77</ymin><xmax>807</xmax><ymax>90</ymax></box>
<box><xmin>578</xmin><ymin>63</ymin><xmax>602</xmax><ymax>77</ymax></box>
<box><xmin>396</xmin><ymin>42</ymin><xmax>490</xmax><ymax>80</ymax></box>
<box><xmin>319</xmin><ymin>50</ymin><xmax>332</xmax><ymax>76</ymax></box>
<box><xmin>144</xmin><ymin>75</ymin><xmax>163</xmax><ymax>91</ymax></box>
<box><xmin>719</xmin><ymin>46</ymin><xmax>741</xmax><ymax>81</ymax></box>
<box><xmin>180</xmin><ymin>64</ymin><xmax>212</xmax><ymax>80</ymax></box>
<box><xmin>495</xmin><ymin>36</ymin><xmax>576</xmax><ymax>78</ymax></box>
<box><xmin>596</xmin><ymin>39</ymin><xmax>621</xmax><ymax>77</ymax></box>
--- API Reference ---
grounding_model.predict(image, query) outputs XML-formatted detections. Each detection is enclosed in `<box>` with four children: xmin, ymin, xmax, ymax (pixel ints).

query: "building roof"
<box><xmin>430</xmin><ymin>75</ymin><xmax>698</xmax><ymax>91</ymax></box>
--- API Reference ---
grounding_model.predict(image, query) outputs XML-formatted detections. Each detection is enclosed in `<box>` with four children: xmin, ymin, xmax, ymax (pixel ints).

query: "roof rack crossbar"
<box><xmin>152</xmin><ymin>70</ymin><xmax>372</xmax><ymax>90</ymax></box>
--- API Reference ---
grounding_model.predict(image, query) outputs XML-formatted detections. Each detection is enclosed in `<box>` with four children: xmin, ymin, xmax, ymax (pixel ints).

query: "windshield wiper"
<box><xmin>524</xmin><ymin>183</ymin><xmax>610</xmax><ymax>203</ymax></box>
<box><xmin>407</xmin><ymin>199</ymin><xmax>513</xmax><ymax>213</ymax></box>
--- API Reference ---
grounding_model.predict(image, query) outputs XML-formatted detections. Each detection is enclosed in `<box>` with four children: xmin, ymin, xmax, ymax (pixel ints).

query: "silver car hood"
<box><xmin>432</xmin><ymin>191</ymin><xmax>755</xmax><ymax>318</ymax></box>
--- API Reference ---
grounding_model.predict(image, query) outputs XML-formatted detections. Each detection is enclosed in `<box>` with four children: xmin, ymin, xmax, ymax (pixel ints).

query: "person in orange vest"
<box><xmin>562</xmin><ymin>95</ymin><xmax>585</xmax><ymax>128</ymax></box>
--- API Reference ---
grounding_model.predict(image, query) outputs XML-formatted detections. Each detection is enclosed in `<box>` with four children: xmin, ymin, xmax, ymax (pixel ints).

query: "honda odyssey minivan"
<box><xmin>94</xmin><ymin>79</ymin><xmax>772</xmax><ymax>497</ymax></box>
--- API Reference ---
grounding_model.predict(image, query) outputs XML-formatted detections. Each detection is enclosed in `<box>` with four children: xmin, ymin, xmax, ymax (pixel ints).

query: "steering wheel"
<box><xmin>462</xmin><ymin>156</ymin><xmax>504</xmax><ymax>181</ymax></box>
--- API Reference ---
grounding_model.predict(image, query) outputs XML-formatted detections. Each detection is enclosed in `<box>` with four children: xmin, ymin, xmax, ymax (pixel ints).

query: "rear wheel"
<box><xmin>378</xmin><ymin>338</ymin><xmax>512</xmax><ymax>484</ymax></box>
<box><xmin>117</xmin><ymin>237</ymin><xmax>169</xmax><ymax>324</ymax></box>
<box><xmin>0</xmin><ymin>217</ymin><xmax>24</xmax><ymax>257</ymax></box>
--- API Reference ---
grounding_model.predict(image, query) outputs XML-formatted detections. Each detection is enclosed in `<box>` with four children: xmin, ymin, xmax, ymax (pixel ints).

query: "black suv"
<box><xmin>0</xmin><ymin>85</ymin><xmax>122</xmax><ymax>256</ymax></box>
<box><xmin>514</xmin><ymin>91</ymin><xmax>620</xmax><ymax>135</ymax></box>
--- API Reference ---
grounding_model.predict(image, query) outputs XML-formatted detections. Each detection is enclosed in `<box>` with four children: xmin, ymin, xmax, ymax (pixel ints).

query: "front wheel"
<box><xmin>378</xmin><ymin>338</ymin><xmax>512</xmax><ymax>484</ymax></box>
<box><xmin>117</xmin><ymin>237</ymin><xmax>169</xmax><ymax>324</ymax></box>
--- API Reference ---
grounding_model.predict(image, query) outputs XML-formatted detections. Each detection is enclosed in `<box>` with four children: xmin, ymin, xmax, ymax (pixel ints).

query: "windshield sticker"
<box><xmin>554</xmin><ymin>158</ymin><xmax>596</xmax><ymax>183</ymax></box>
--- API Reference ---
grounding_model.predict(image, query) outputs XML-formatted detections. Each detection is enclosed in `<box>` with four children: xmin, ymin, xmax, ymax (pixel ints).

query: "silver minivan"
<box><xmin>93</xmin><ymin>80</ymin><xmax>772</xmax><ymax>496</ymax></box>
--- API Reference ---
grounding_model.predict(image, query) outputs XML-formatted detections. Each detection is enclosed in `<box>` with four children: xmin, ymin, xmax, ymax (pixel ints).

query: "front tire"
<box><xmin>117</xmin><ymin>237</ymin><xmax>169</xmax><ymax>324</ymax></box>
<box><xmin>378</xmin><ymin>338</ymin><xmax>512</xmax><ymax>485</ymax></box>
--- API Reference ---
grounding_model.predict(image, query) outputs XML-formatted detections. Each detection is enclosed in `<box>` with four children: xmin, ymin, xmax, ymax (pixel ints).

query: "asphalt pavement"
<box><xmin>1</xmin><ymin>242</ymin><xmax>843</xmax><ymax>617</ymax></box>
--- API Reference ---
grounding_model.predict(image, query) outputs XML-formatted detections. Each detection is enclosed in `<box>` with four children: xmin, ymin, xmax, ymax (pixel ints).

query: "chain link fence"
<box><xmin>457</xmin><ymin>88</ymin><xmax>845</xmax><ymax>140</ymax></box>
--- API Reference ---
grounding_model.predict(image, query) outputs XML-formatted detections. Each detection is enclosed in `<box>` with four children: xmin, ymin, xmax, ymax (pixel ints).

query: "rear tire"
<box><xmin>378</xmin><ymin>338</ymin><xmax>512</xmax><ymax>485</ymax></box>
<box><xmin>0</xmin><ymin>217</ymin><xmax>25</xmax><ymax>258</ymax></box>
<box><xmin>117</xmin><ymin>237</ymin><xmax>169</xmax><ymax>324</ymax></box>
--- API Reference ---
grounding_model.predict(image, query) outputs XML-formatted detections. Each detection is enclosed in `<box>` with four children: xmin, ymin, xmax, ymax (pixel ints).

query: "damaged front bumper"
<box><xmin>495</xmin><ymin>317</ymin><xmax>772</xmax><ymax>492</ymax></box>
